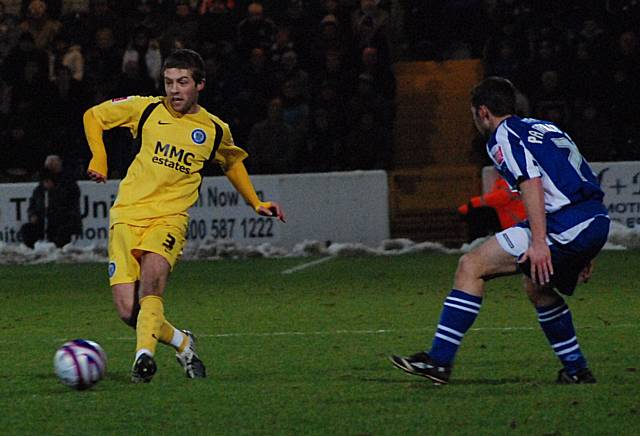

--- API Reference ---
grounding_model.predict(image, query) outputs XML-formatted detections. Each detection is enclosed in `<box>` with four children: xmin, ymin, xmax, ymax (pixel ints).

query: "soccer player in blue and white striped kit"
<box><xmin>391</xmin><ymin>77</ymin><xmax>610</xmax><ymax>384</ymax></box>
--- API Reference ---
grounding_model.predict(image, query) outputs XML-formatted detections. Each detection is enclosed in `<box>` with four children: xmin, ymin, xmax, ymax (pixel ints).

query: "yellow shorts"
<box><xmin>107</xmin><ymin>216</ymin><xmax>187</xmax><ymax>286</ymax></box>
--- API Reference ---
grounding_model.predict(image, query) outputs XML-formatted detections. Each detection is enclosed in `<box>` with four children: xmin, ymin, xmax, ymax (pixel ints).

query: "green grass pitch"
<box><xmin>1</xmin><ymin>251</ymin><xmax>639</xmax><ymax>435</ymax></box>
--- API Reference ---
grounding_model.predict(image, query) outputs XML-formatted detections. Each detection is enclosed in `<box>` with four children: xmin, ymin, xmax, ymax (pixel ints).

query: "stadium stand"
<box><xmin>0</xmin><ymin>1</ymin><xmax>638</xmax><ymax>243</ymax></box>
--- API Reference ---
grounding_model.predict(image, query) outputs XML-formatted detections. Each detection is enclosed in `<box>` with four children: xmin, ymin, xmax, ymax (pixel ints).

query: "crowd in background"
<box><xmin>480</xmin><ymin>0</ymin><xmax>640</xmax><ymax>164</ymax></box>
<box><xmin>0</xmin><ymin>0</ymin><xmax>639</xmax><ymax>183</ymax></box>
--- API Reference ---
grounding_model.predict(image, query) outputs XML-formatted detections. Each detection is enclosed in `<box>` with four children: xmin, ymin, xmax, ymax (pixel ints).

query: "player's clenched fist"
<box><xmin>255</xmin><ymin>201</ymin><xmax>286</xmax><ymax>222</ymax></box>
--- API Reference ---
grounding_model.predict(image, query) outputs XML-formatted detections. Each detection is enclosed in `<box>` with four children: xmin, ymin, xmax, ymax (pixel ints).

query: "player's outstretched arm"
<box><xmin>83</xmin><ymin>108</ymin><xmax>108</xmax><ymax>183</ymax></box>
<box><xmin>224</xmin><ymin>161</ymin><xmax>286</xmax><ymax>222</ymax></box>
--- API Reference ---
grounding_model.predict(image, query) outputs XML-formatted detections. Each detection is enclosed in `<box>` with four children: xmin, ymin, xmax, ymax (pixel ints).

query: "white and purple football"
<box><xmin>53</xmin><ymin>339</ymin><xmax>107</xmax><ymax>390</ymax></box>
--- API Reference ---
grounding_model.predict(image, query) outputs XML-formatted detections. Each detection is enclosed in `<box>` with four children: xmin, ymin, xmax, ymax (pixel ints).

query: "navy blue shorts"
<box><xmin>497</xmin><ymin>215</ymin><xmax>610</xmax><ymax>295</ymax></box>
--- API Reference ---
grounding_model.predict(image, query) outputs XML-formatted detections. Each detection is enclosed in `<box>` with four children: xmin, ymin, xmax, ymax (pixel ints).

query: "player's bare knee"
<box><xmin>138</xmin><ymin>267</ymin><xmax>167</xmax><ymax>297</ymax></box>
<box><xmin>138</xmin><ymin>281</ymin><xmax>163</xmax><ymax>298</ymax></box>
<box><xmin>455</xmin><ymin>253</ymin><xmax>483</xmax><ymax>281</ymax></box>
<box><xmin>122</xmin><ymin>312</ymin><xmax>138</xmax><ymax>328</ymax></box>
<box><xmin>523</xmin><ymin>277</ymin><xmax>559</xmax><ymax>306</ymax></box>
<box><xmin>115</xmin><ymin>301</ymin><xmax>137</xmax><ymax>327</ymax></box>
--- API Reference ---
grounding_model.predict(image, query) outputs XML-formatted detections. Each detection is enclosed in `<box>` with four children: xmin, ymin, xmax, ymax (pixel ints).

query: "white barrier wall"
<box><xmin>482</xmin><ymin>161</ymin><xmax>640</xmax><ymax>229</ymax></box>
<box><xmin>0</xmin><ymin>171</ymin><xmax>390</xmax><ymax>248</ymax></box>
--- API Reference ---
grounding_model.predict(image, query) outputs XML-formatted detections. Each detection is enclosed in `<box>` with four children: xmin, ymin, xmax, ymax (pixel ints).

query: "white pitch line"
<box><xmin>281</xmin><ymin>256</ymin><xmax>333</xmax><ymax>274</ymax></box>
<box><xmin>58</xmin><ymin>323</ymin><xmax>638</xmax><ymax>343</ymax></box>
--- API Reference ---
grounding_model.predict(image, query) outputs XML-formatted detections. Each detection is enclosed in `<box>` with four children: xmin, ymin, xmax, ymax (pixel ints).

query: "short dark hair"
<box><xmin>162</xmin><ymin>49</ymin><xmax>206</xmax><ymax>84</ymax></box>
<box><xmin>470</xmin><ymin>76</ymin><xmax>516</xmax><ymax>116</ymax></box>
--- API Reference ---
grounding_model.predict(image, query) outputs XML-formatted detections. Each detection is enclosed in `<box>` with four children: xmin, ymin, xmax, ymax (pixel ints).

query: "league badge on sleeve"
<box><xmin>191</xmin><ymin>129</ymin><xmax>206</xmax><ymax>145</ymax></box>
<box><xmin>108</xmin><ymin>261</ymin><xmax>116</xmax><ymax>278</ymax></box>
<box><xmin>491</xmin><ymin>145</ymin><xmax>504</xmax><ymax>165</ymax></box>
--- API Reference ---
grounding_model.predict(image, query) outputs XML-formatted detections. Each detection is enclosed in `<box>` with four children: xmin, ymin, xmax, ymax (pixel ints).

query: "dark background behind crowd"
<box><xmin>1</xmin><ymin>0</ymin><xmax>639</xmax><ymax>183</ymax></box>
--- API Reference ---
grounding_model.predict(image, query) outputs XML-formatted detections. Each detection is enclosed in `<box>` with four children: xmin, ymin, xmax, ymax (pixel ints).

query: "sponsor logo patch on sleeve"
<box><xmin>111</xmin><ymin>96</ymin><xmax>132</xmax><ymax>103</ymax></box>
<box><xmin>492</xmin><ymin>145</ymin><xmax>504</xmax><ymax>165</ymax></box>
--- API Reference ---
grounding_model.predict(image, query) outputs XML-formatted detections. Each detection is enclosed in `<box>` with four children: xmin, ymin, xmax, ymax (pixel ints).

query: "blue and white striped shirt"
<box><xmin>487</xmin><ymin>116</ymin><xmax>608</xmax><ymax>242</ymax></box>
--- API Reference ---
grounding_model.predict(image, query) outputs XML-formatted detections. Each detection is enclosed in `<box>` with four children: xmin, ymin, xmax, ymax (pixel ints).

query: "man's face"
<box><xmin>361</xmin><ymin>0</ymin><xmax>376</xmax><ymax>13</ymax></box>
<box><xmin>96</xmin><ymin>29</ymin><xmax>114</xmax><ymax>50</ymax></box>
<box><xmin>28</xmin><ymin>0</ymin><xmax>46</xmax><ymax>19</ymax></box>
<box><xmin>471</xmin><ymin>105</ymin><xmax>490</xmax><ymax>138</ymax></box>
<box><xmin>211</xmin><ymin>0</ymin><xmax>225</xmax><ymax>12</ymax></box>
<box><xmin>248</xmin><ymin>3</ymin><xmax>263</xmax><ymax>19</ymax></box>
<box><xmin>176</xmin><ymin>4</ymin><xmax>190</xmax><ymax>17</ymax></box>
<box><xmin>164</xmin><ymin>68</ymin><xmax>204</xmax><ymax>114</ymax></box>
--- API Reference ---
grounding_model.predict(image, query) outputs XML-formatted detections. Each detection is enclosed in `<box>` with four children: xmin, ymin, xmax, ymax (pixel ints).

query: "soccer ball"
<box><xmin>53</xmin><ymin>339</ymin><xmax>107</xmax><ymax>390</ymax></box>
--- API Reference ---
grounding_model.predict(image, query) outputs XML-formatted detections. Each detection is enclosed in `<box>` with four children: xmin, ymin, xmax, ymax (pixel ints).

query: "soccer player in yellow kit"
<box><xmin>83</xmin><ymin>49</ymin><xmax>285</xmax><ymax>383</ymax></box>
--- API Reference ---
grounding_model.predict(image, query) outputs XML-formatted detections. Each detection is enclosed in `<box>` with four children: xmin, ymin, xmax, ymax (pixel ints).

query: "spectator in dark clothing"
<box><xmin>343</xmin><ymin>110</ymin><xmax>389</xmax><ymax>170</ymax></box>
<box><xmin>236</xmin><ymin>2</ymin><xmax>277</xmax><ymax>54</ymax></box>
<box><xmin>310</xmin><ymin>14</ymin><xmax>350</xmax><ymax>70</ymax></box>
<box><xmin>8</xmin><ymin>58</ymin><xmax>56</xmax><ymax>171</ymax></box>
<box><xmin>350</xmin><ymin>0</ymin><xmax>391</xmax><ymax>62</ymax></box>
<box><xmin>197</xmin><ymin>0</ymin><xmax>238</xmax><ymax>45</ymax></box>
<box><xmin>84</xmin><ymin>27</ymin><xmax>123</xmax><ymax>95</ymax></box>
<box><xmin>20</xmin><ymin>0</ymin><xmax>62</xmax><ymax>20</ymax></box>
<box><xmin>565</xmin><ymin>39</ymin><xmax>606</xmax><ymax>101</ymax></box>
<box><xmin>0</xmin><ymin>1</ymin><xmax>20</xmax><ymax>66</ymax></box>
<box><xmin>272</xmin><ymin>49</ymin><xmax>310</xmax><ymax>101</ymax></box>
<box><xmin>521</xmin><ymin>36</ymin><xmax>564</xmax><ymax>95</ymax></box>
<box><xmin>346</xmin><ymin>73</ymin><xmax>392</xmax><ymax>140</ymax></box>
<box><xmin>49</xmin><ymin>33</ymin><xmax>85</xmax><ymax>82</ymax></box>
<box><xmin>48</xmin><ymin>64</ymin><xmax>91</xmax><ymax>161</ymax></box>
<box><xmin>482</xmin><ymin>20</ymin><xmax>529</xmax><ymax>80</ymax></box>
<box><xmin>483</xmin><ymin>39</ymin><xmax>524</xmax><ymax>86</ymax></box>
<box><xmin>121</xmin><ymin>26</ymin><xmax>162</xmax><ymax>91</ymax></box>
<box><xmin>313</xmin><ymin>79</ymin><xmax>346</xmax><ymax>130</ymax></box>
<box><xmin>280</xmin><ymin>77</ymin><xmax>310</xmax><ymax>145</ymax></box>
<box><xmin>1</xmin><ymin>113</ymin><xmax>45</xmax><ymax>180</ymax></box>
<box><xmin>302</xmin><ymin>107</ymin><xmax>342</xmax><ymax>172</ymax></box>
<box><xmin>310</xmin><ymin>47</ymin><xmax>355</xmax><ymax>100</ymax></box>
<box><xmin>115</xmin><ymin>54</ymin><xmax>157</xmax><ymax>97</ymax></box>
<box><xmin>276</xmin><ymin>0</ymin><xmax>314</xmax><ymax>62</ymax></box>
<box><xmin>569</xmin><ymin>100</ymin><xmax>614</xmax><ymax>162</ymax></box>
<box><xmin>237</xmin><ymin>47</ymin><xmax>274</xmax><ymax>99</ymax></box>
<box><xmin>123</xmin><ymin>0</ymin><xmax>168</xmax><ymax>41</ymax></box>
<box><xmin>531</xmin><ymin>70</ymin><xmax>570</xmax><ymax>129</ymax></box>
<box><xmin>246</xmin><ymin>97</ymin><xmax>298</xmax><ymax>174</ymax></box>
<box><xmin>19</xmin><ymin>156</ymin><xmax>82</xmax><ymax>248</ymax></box>
<box><xmin>313</xmin><ymin>0</ymin><xmax>351</xmax><ymax>29</ymax></box>
<box><xmin>1</xmin><ymin>31</ymin><xmax>48</xmax><ymax>86</ymax></box>
<box><xmin>162</xmin><ymin>0</ymin><xmax>199</xmax><ymax>49</ymax></box>
<box><xmin>611</xmin><ymin>30</ymin><xmax>640</xmax><ymax>72</ymax></box>
<box><xmin>200</xmin><ymin>53</ymin><xmax>242</xmax><ymax>121</ymax></box>
<box><xmin>606</xmin><ymin>64</ymin><xmax>640</xmax><ymax>156</ymax></box>
<box><xmin>351</xmin><ymin>0</ymin><xmax>389</xmax><ymax>50</ymax></box>
<box><xmin>82</xmin><ymin>0</ymin><xmax>126</xmax><ymax>48</ymax></box>
<box><xmin>19</xmin><ymin>0</ymin><xmax>61</xmax><ymax>50</ymax></box>
<box><xmin>269</xmin><ymin>25</ymin><xmax>295</xmax><ymax>66</ymax></box>
<box><xmin>358</xmin><ymin>45</ymin><xmax>395</xmax><ymax>101</ymax></box>
<box><xmin>232</xmin><ymin>48</ymin><xmax>270</xmax><ymax>142</ymax></box>
<box><xmin>577</xmin><ymin>18</ymin><xmax>610</xmax><ymax>65</ymax></box>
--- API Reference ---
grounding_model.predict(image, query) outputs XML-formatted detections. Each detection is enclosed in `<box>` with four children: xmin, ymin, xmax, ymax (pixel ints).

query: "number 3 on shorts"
<box><xmin>163</xmin><ymin>233</ymin><xmax>176</xmax><ymax>251</ymax></box>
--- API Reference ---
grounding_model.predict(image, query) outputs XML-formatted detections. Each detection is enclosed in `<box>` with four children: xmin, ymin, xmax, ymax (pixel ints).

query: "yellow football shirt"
<box><xmin>92</xmin><ymin>95</ymin><xmax>248</xmax><ymax>226</ymax></box>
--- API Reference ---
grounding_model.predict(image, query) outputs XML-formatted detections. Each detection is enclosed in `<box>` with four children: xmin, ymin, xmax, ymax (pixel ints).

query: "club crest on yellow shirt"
<box><xmin>191</xmin><ymin>129</ymin><xmax>206</xmax><ymax>145</ymax></box>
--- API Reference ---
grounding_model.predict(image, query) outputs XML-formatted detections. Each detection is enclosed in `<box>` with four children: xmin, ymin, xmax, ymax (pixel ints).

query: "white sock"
<box><xmin>171</xmin><ymin>329</ymin><xmax>186</xmax><ymax>350</ymax></box>
<box><xmin>135</xmin><ymin>348</ymin><xmax>153</xmax><ymax>361</ymax></box>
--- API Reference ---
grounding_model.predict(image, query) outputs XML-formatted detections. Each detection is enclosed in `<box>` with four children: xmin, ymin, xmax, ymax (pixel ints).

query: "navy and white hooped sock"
<box><xmin>536</xmin><ymin>300</ymin><xmax>587</xmax><ymax>375</ymax></box>
<box><xmin>427</xmin><ymin>289</ymin><xmax>482</xmax><ymax>366</ymax></box>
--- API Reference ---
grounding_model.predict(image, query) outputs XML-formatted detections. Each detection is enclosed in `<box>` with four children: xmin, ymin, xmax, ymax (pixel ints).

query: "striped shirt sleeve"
<box><xmin>496</xmin><ymin>123</ymin><xmax>541</xmax><ymax>186</ymax></box>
